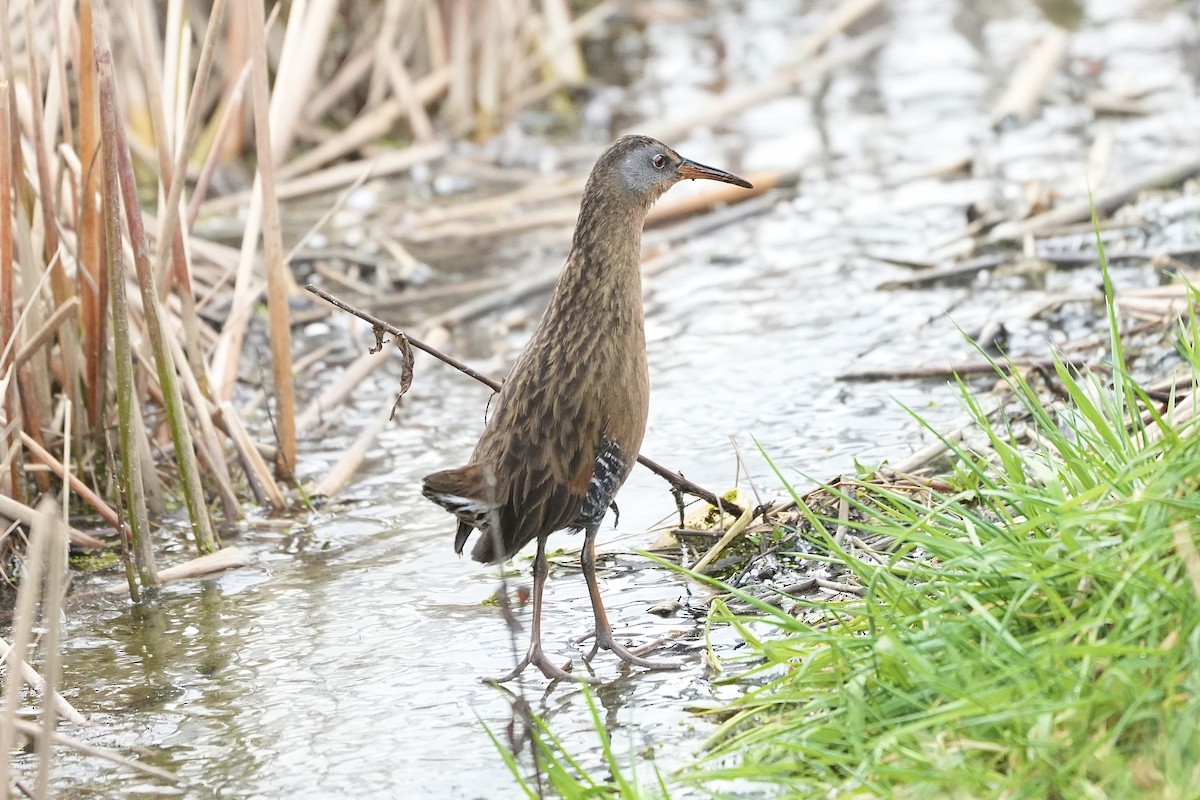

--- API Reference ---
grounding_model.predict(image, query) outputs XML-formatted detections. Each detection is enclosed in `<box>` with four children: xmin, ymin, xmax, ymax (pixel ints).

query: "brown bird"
<box><xmin>423</xmin><ymin>135</ymin><xmax>752</xmax><ymax>681</ymax></box>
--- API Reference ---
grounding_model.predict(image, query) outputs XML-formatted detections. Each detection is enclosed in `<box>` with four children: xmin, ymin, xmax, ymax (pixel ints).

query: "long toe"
<box><xmin>599</xmin><ymin>634</ymin><xmax>681</xmax><ymax>671</ymax></box>
<box><xmin>491</xmin><ymin>649</ymin><xmax>597</xmax><ymax>684</ymax></box>
<box><xmin>489</xmin><ymin>652</ymin><xmax>534</xmax><ymax>684</ymax></box>
<box><xmin>624</xmin><ymin>636</ymin><xmax>675</xmax><ymax>659</ymax></box>
<box><xmin>529</xmin><ymin>653</ymin><xmax>583</xmax><ymax>683</ymax></box>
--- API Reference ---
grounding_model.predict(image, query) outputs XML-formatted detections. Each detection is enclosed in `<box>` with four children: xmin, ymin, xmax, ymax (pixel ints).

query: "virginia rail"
<box><xmin>423</xmin><ymin>136</ymin><xmax>752</xmax><ymax>681</ymax></box>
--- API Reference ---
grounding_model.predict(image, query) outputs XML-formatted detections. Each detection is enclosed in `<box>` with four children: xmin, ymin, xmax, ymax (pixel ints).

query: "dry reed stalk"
<box><xmin>49</xmin><ymin>2</ymin><xmax>75</xmax><ymax>148</ymax></box>
<box><xmin>156</xmin><ymin>545</ymin><xmax>249</xmax><ymax>582</ymax></box>
<box><xmin>220</xmin><ymin>401</ymin><xmax>286</xmax><ymax>511</ymax></box>
<box><xmin>128</xmin><ymin>390</ymin><xmax>168</xmax><ymax>516</ymax></box>
<box><xmin>365</xmin><ymin>3</ymin><xmax>399</xmax><ymax>108</ymax></box>
<box><xmin>33</xmin><ymin>498</ymin><xmax>67</xmax><ymax>797</ymax></box>
<box><xmin>268</xmin><ymin>0</ymin><xmax>338</xmax><ymax>163</ymax></box>
<box><xmin>135</xmin><ymin>0</ymin><xmax>224</xmax><ymax>396</ymax></box>
<box><xmin>9</xmin><ymin>188</ymin><xmax>56</xmax><ymax>497</ymax></box>
<box><xmin>132</xmin><ymin>0</ymin><xmax>176</xmax><ymax>217</ymax></box>
<box><xmin>387</xmin><ymin>53</ymin><xmax>434</xmax><ymax>143</ymax></box>
<box><xmin>789</xmin><ymin>0</ymin><xmax>886</xmax><ymax>64</ymax></box>
<box><xmin>19</xmin><ymin>432</ymin><xmax>120</xmax><ymax>531</ymax></box>
<box><xmin>97</xmin><ymin>32</ymin><xmax>158</xmax><ymax>588</ymax></box>
<box><xmin>447</xmin><ymin>0</ymin><xmax>473</xmax><ymax>131</ymax></box>
<box><xmin>0</xmin><ymin>2</ymin><xmax>19</xmax><ymax>498</ymax></box>
<box><xmin>475</xmin><ymin>1</ymin><xmax>502</xmax><ymax>133</ymax></box>
<box><xmin>159</xmin><ymin>0</ymin><xmax>185</xmax><ymax>141</ymax></box>
<box><xmin>295</xmin><ymin>350</ymin><xmax>389</xmax><ymax>433</ymax></box>
<box><xmin>164</xmin><ymin>331</ymin><xmax>240</xmax><ymax>519</ymax></box>
<box><xmin>304</xmin><ymin>46</ymin><xmax>375</xmax><ymax>126</ymax></box>
<box><xmin>245</xmin><ymin>0</ymin><xmax>297</xmax><ymax>478</ymax></box>
<box><xmin>0</xmin><ymin>8</ymin><xmax>16</xmax><ymax>188</ymax></box>
<box><xmin>309</xmin><ymin>397</ymin><xmax>394</xmax><ymax>499</ymax></box>
<box><xmin>538</xmin><ymin>0</ymin><xmax>585</xmax><ymax>84</ymax></box>
<box><xmin>14</xmin><ymin>296</ymin><xmax>76</xmax><ymax>368</ymax></box>
<box><xmin>422</xmin><ymin>0</ymin><xmax>448</xmax><ymax>70</ymax></box>
<box><xmin>505</xmin><ymin>0</ymin><xmax>615</xmax><ymax>111</ymax></box>
<box><xmin>78</xmin><ymin>0</ymin><xmax>108</xmax><ymax>434</ymax></box>
<box><xmin>0</xmin><ymin>72</ymin><xmax>18</xmax><ymax>503</ymax></box>
<box><xmin>97</xmin><ymin>11</ymin><xmax>220</xmax><ymax>554</ymax></box>
<box><xmin>131</xmin><ymin>1</ymin><xmax>235</xmax><ymax>493</ymax></box>
<box><xmin>210</xmin><ymin>187</ymin><xmax>267</xmax><ymax>402</ymax></box>
<box><xmin>0</xmin><ymin>493</ymin><xmax>107</xmax><ymax>550</ymax></box>
<box><xmin>200</xmin><ymin>141</ymin><xmax>448</xmax><ymax>216</ymax></box>
<box><xmin>693</xmin><ymin>504</ymin><xmax>755</xmax><ymax>574</ymax></box>
<box><xmin>24</xmin><ymin>7</ymin><xmax>69</xmax><ymax>311</ymax></box>
<box><xmin>0</xmin><ymin>491</ymin><xmax>48</xmax><ymax>793</ymax></box>
<box><xmin>990</xmin><ymin>26</ymin><xmax>1071</xmax><ymax>126</ymax></box>
<box><xmin>186</xmin><ymin>61</ymin><xmax>250</xmax><ymax>228</ymax></box>
<box><xmin>217</xmin><ymin>0</ymin><xmax>247</xmax><ymax>158</ymax></box>
<box><xmin>88</xmin><ymin>545</ymin><xmax>248</xmax><ymax>597</ymax></box>
<box><xmin>277</xmin><ymin>99</ymin><xmax>406</xmax><ymax>181</ymax></box>
<box><xmin>13</xmin><ymin>719</ymin><xmax>176</xmax><ymax>783</ymax></box>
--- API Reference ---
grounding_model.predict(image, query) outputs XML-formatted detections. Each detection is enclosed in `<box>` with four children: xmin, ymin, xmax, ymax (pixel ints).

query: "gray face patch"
<box><xmin>617</xmin><ymin>148</ymin><xmax>668</xmax><ymax>197</ymax></box>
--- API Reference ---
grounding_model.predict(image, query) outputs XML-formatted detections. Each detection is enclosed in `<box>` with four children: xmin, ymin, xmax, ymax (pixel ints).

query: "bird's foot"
<box><xmin>490</xmin><ymin>645</ymin><xmax>597</xmax><ymax>684</ymax></box>
<box><xmin>580</xmin><ymin>629</ymin><xmax>680</xmax><ymax>671</ymax></box>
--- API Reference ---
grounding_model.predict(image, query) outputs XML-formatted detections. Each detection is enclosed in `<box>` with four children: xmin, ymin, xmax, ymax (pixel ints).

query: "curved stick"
<box><xmin>305</xmin><ymin>284</ymin><xmax>748</xmax><ymax>519</ymax></box>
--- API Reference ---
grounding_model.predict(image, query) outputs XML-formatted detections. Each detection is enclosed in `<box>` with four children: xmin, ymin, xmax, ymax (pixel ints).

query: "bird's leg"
<box><xmin>495</xmin><ymin>535</ymin><xmax>586</xmax><ymax>684</ymax></box>
<box><xmin>579</xmin><ymin>524</ymin><xmax>678</xmax><ymax>671</ymax></box>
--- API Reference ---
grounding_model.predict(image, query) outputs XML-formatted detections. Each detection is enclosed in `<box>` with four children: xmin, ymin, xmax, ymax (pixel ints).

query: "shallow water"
<box><xmin>19</xmin><ymin>0</ymin><xmax>1200</xmax><ymax>796</ymax></box>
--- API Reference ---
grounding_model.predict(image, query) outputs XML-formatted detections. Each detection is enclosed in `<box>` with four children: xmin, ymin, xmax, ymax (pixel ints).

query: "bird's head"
<box><xmin>595</xmin><ymin>135</ymin><xmax>753</xmax><ymax>206</ymax></box>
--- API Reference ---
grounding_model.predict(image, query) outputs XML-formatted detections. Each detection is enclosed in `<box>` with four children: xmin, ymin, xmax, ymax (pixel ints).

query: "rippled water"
<box><xmin>17</xmin><ymin>0</ymin><xmax>1200</xmax><ymax>796</ymax></box>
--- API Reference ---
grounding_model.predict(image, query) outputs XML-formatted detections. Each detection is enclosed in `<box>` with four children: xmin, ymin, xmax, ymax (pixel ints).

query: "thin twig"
<box><xmin>306</xmin><ymin>285</ymin><xmax>747</xmax><ymax>518</ymax></box>
<box><xmin>838</xmin><ymin>357</ymin><xmax>1089</xmax><ymax>383</ymax></box>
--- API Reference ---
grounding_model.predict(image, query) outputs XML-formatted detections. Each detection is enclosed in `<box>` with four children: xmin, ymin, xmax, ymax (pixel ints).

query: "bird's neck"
<box><xmin>542</xmin><ymin>190</ymin><xmax>648</xmax><ymax>336</ymax></box>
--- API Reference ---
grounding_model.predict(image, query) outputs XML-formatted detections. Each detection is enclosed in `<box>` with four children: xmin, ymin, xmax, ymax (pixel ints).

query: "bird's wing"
<box><xmin>476</xmin><ymin>422</ymin><xmax>596</xmax><ymax>562</ymax></box>
<box><xmin>462</xmin><ymin>368</ymin><xmax>604</xmax><ymax>561</ymax></box>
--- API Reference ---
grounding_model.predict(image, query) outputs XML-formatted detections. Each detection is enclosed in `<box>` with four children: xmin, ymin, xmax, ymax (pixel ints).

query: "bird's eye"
<box><xmin>652</xmin><ymin>153</ymin><xmax>666</xmax><ymax>169</ymax></box>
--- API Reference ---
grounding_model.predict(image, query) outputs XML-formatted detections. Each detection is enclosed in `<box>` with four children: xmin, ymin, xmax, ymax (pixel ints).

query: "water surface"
<box><xmin>22</xmin><ymin>0</ymin><xmax>1200</xmax><ymax>796</ymax></box>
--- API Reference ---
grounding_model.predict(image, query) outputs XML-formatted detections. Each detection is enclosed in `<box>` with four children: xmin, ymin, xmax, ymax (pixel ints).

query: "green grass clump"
<box><xmin>491</xmin><ymin>232</ymin><xmax>1199</xmax><ymax>799</ymax></box>
<box><xmin>689</xmin><ymin>255</ymin><xmax>1200</xmax><ymax>797</ymax></box>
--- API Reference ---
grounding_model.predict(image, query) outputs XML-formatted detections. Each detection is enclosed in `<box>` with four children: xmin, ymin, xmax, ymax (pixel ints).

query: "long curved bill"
<box><xmin>678</xmin><ymin>158</ymin><xmax>753</xmax><ymax>189</ymax></box>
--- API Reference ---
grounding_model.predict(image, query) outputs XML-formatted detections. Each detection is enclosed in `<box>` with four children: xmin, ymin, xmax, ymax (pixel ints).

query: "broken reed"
<box><xmin>0</xmin><ymin>0</ymin><xmax>592</xmax><ymax>598</ymax></box>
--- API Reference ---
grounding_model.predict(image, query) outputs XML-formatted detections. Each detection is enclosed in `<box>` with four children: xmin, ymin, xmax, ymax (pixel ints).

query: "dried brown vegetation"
<box><xmin>0</xmin><ymin>0</ymin><xmax>593</xmax><ymax>599</ymax></box>
<box><xmin>0</xmin><ymin>0</ymin><xmax>597</xmax><ymax>788</ymax></box>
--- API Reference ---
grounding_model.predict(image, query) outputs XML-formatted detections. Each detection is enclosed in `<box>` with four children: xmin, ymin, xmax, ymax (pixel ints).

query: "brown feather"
<box><xmin>422</xmin><ymin>137</ymin><xmax>685</xmax><ymax>563</ymax></box>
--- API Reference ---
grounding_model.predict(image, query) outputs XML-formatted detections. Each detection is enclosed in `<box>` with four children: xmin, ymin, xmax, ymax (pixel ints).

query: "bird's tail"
<box><xmin>422</xmin><ymin>464</ymin><xmax>495</xmax><ymax>556</ymax></box>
